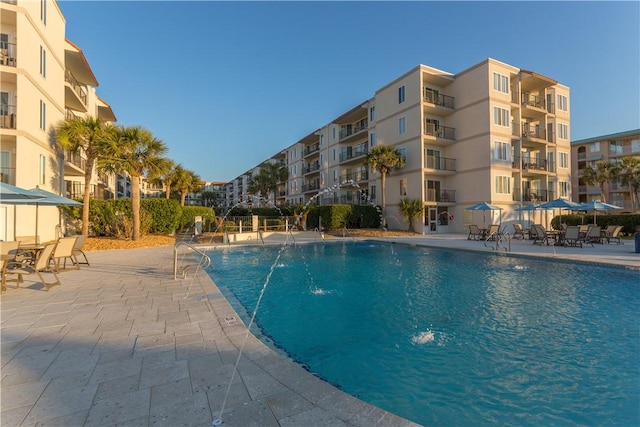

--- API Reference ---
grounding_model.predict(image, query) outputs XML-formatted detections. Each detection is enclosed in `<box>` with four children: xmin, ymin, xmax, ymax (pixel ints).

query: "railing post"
<box><xmin>173</xmin><ymin>245</ymin><xmax>178</xmax><ymax>280</ymax></box>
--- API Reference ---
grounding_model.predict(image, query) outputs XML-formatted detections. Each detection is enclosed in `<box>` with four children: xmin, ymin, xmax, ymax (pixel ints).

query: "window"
<box><xmin>369</xmin><ymin>106</ymin><xmax>376</xmax><ymax>122</ymax></box>
<box><xmin>40</xmin><ymin>46</ymin><xmax>46</xmax><ymax>77</ymax></box>
<box><xmin>609</xmin><ymin>141</ymin><xmax>623</xmax><ymax>155</ymax></box>
<box><xmin>398</xmin><ymin>116</ymin><xmax>406</xmax><ymax>135</ymax></box>
<box><xmin>557</xmin><ymin>94</ymin><xmax>568</xmax><ymax>111</ymax></box>
<box><xmin>558</xmin><ymin>123</ymin><xmax>568</xmax><ymax>140</ymax></box>
<box><xmin>398</xmin><ymin>147</ymin><xmax>407</xmax><ymax>162</ymax></box>
<box><xmin>332</xmin><ymin>149</ymin><xmax>336</xmax><ymax>161</ymax></box>
<box><xmin>398</xmin><ymin>85</ymin><xmax>405</xmax><ymax>104</ymax></box>
<box><xmin>493</xmin><ymin>141</ymin><xmax>510</xmax><ymax>161</ymax></box>
<box><xmin>493</xmin><ymin>72</ymin><xmax>509</xmax><ymax>93</ymax></box>
<box><xmin>559</xmin><ymin>181</ymin><xmax>570</xmax><ymax>197</ymax></box>
<box><xmin>631</xmin><ymin>139</ymin><xmax>640</xmax><ymax>153</ymax></box>
<box><xmin>333</xmin><ymin>170</ymin><xmax>338</xmax><ymax>183</ymax></box>
<box><xmin>589</xmin><ymin>142</ymin><xmax>600</xmax><ymax>152</ymax></box>
<box><xmin>39</xmin><ymin>155</ymin><xmax>46</xmax><ymax>185</ymax></box>
<box><xmin>495</xmin><ymin>176</ymin><xmax>511</xmax><ymax>194</ymax></box>
<box><xmin>0</xmin><ymin>91</ymin><xmax>8</xmax><ymax>115</ymax></box>
<box><xmin>39</xmin><ymin>100</ymin><xmax>46</xmax><ymax>130</ymax></box>
<box><xmin>370</xmin><ymin>132</ymin><xmax>376</xmax><ymax>147</ymax></box>
<box><xmin>493</xmin><ymin>107</ymin><xmax>510</xmax><ymax>127</ymax></box>
<box><xmin>559</xmin><ymin>152</ymin><xmax>569</xmax><ymax>168</ymax></box>
<box><xmin>370</xmin><ymin>185</ymin><xmax>376</xmax><ymax>201</ymax></box>
<box><xmin>41</xmin><ymin>0</ymin><xmax>47</xmax><ymax>24</ymax></box>
<box><xmin>400</xmin><ymin>179</ymin><xmax>407</xmax><ymax>196</ymax></box>
<box><xmin>332</xmin><ymin>127</ymin><xmax>336</xmax><ymax>140</ymax></box>
<box><xmin>320</xmin><ymin>134</ymin><xmax>325</xmax><ymax>146</ymax></box>
<box><xmin>0</xmin><ymin>151</ymin><xmax>9</xmax><ymax>183</ymax></box>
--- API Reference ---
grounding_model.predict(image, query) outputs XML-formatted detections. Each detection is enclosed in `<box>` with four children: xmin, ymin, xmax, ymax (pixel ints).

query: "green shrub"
<box><xmin>551</xmin><ymin>213</ymin><xmax>640</xmax><ymax>235</ymax></box>
<box><xmin>180</xmin><ymin>206</ymin><xmax>216</xmax><ymax>232</ymax></box>
<box><xmin>141</xmin><ymin>198</ymin><xmax>182</xmax><ymax>234</ymax></box>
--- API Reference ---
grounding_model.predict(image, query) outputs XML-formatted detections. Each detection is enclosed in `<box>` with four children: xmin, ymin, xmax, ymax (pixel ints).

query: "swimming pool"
<box><xmin>206</xmin><ymin>241</ymin><xmax>639</xmax><ymax>426</ymax></box>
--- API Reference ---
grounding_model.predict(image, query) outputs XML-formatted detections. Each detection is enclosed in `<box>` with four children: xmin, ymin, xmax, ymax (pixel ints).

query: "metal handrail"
<box><xmin>173</xmin><ymin>241</ymin><xmax>211</xmax><ymax>280</ymax></box>
<box><xmin>484</xmin><ymin>231</ymin><xmax>511</xmax><ymax>252</ymax></box>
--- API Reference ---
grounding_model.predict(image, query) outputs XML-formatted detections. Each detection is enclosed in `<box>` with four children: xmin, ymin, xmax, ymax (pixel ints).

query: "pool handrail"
<box><xmin>173</xmin><ymin>241</ymin><xmax>211</xmax><ymax>280</ymax></box>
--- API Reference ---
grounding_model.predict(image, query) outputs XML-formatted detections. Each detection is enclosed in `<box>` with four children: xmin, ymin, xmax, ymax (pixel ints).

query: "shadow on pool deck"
<box><xmin>1</xmin><ymin>234</ymin><xmax>637</xmax><ymax>426</ymax></box>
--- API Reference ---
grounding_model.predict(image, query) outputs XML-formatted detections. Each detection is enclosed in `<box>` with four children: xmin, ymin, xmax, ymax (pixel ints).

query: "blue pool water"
<box><xmin>206</xmin><ymin>242</ymin><xmax>640</xmax><ymax>426</ymax></box>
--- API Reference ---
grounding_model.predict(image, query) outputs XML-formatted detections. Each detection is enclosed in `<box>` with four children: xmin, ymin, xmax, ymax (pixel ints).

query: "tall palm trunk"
<box><xmin>82</xmin><ymin>157</ymin><xmax>94</xmax><ymax>236</ymax></box>
<box><xmin>132</xmin><ymin>175</ymin><xmax>141</xmax><ymax>240</ymax></box>
<box><xmin>380</xmin><ymin>167</ymin><xmax>388</xmax><ymax>228</ymax></box>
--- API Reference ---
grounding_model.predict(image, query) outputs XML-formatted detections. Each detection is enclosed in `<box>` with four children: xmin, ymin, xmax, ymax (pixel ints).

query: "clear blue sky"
<box><xmin>59</xmin><ymin>1</ymin><xmax>640</xmax><ymax>182</ymax></box>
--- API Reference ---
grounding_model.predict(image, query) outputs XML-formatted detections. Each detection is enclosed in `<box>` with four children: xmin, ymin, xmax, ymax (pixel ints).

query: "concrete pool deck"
<box><xmin>1</xmin><ymin>233</ymin><xmax>638</xmax><ymax>426</ymax></box>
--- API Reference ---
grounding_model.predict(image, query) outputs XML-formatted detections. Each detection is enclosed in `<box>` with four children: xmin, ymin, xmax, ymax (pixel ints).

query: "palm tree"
<box><xmin>399</xmin><ymin>198</ymin><xmax>423</xmax><ymax>232</ymax></box>
<box><xmin>55</xmin><ymin>116</ymin><xmax>112</xmax><ymax>236</ymax></box>
<box><xmin>98</xmin><ymin>126</ymin><xmax>168</xmax><ymax>241</ymax></box>
<box><xmin>582</xmin><ymin>160</ymin><xmax>619</xmax><ymax>203</ymax></box>
<box><xmin>247</xmin><ymin>162</ymin><xmax>289</xmax><ymax>206</ymax></box>
<box><xmin>617</xmin><ymin>156</ymin><xmax>640</xmax><ymax>211</ymax></box>
<box><xmin>147</xmin><ymin>158</ymin><xmax>175</xmax><ymax>199</ymax></box>
<box><xmin>175</xmin><ymin>169</ymin><xmax>201</xmax><ymax>207</ymax></box>
<box><xmin>364</xmin><ymin>145</ymin><xmax>406</xmax><ymax>228</ymax></box>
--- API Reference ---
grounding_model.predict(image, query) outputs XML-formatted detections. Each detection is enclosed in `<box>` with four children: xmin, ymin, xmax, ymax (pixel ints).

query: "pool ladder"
<box><xmin>483</xmin><ymin>231</ymin><xmax>511</xmax><ymax>252</ymax></box>
<box><xmin>173</xmin><ymin>241</ymin><xmax>211</xmax><ymax>280</ymax></box>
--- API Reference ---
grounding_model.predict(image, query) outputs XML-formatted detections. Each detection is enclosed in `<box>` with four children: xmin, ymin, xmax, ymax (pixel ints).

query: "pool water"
<box><xmin>206</xmin><ymin>242</ymin><xmax>640</xmax><ymax>426</ymax></box>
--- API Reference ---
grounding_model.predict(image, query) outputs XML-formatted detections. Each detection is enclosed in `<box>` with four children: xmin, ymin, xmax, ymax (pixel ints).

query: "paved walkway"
<box><xmin>1</xmin><ymin>234</ymin><xmax>638</xmax><ymax>426</ymax></box>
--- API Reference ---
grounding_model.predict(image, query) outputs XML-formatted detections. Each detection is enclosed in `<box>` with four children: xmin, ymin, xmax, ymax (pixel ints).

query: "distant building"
<box><xmin>571</xmin><ymin>129</ymin><xmax>640</xmax><ymax>212</ymax></box>
<box><xmin>227</xmin><ymin>58</ymin><xmax>571</xmax><ymax>232</ymax></box>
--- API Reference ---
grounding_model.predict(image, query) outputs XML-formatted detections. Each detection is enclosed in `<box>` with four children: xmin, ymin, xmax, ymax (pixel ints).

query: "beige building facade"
<box><xmin>0</xmin><ymin>0</ymin><xmax>115</xmax><ymax>241</ymax></box>
<box><xmin>571</xmin><ymin>129</ymin><xmax>640</xmax><ymax>212</ymax></box>
<box><xmin>228</xmin><ymin>58</ymin><xmax>571</xmax><ymax>233</ymax></box>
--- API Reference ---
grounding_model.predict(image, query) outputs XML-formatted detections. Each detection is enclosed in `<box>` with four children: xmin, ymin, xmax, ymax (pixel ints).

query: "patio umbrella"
<box><xmin>8</xmin><ymin>187</ymin><xmax>81</xmax><ymax>239</ymax></box>
<box><xmin>574</xmin><ymin>201</ymin><xmax>623</xmax><ymax>225</ymax></box>
<box><xmin>540</xmin><ymin>198</ymin><xmax>581</xmax><ymax>228</ymax></box>
<box><xmin>515</xmin><ymin>203</ymin><xmax>548</xmax><ymax>225</ymax></box>
<box><xmin>0</xmin><ymin>182</ymin><xmax>44</xmax><ymax>201</ymax></box>
<box><xmin>466</xmin><ymin>202</ymin><xmax>503</xmax><ymax>228</ymax></box>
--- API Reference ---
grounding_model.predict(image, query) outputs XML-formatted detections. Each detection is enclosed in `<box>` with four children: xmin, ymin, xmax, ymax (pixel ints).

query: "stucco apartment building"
<box><xmin>571</xmin><ymin>129</ymin><xmax>640</xmax><ymax>212</ymax></box>
<box><xmin>228</xmin><ymin>58</ymin><xmax>571</xmax><ymax>233</ymax></box>
<box><xmin>0</xmin><ymin>0</ymin><xmax>116</xmax><ymax>241</ymax></box>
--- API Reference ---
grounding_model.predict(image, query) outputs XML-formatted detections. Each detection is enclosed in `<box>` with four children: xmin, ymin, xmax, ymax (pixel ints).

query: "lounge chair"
<box><xmin>584</xmin><ymin>226</ymin><xmax>603</xmax><ymax>246</ymax></box>
<box><xmin>72</xmin><ymin>235</ymin><xmax>90</xmax><ymax>265</ymax></box>
<box><xmin>485</xmin><ymin>224</ymin><xmax>501</xmax><ymax>241</ymax></box>
<box><xmin>532</xmin><ymin>225</ymin><xmax>554</xmax><ymax>246</ymax></box>
<box><xmin>1</xmin><ymin>241</ymin><xmax>21</xmax><ymax>290</ymax></box>
<box><xmin>603</xmin><ymin>225</ymin><xmax>623</xmax><ymax>245</ymax></box>
<box><xmin>563</xmin><ymin>226</ymin><xmax>583</xmax><ymax>248</ymax></box>
<box><xmin>51</xmin><ymin>236</ymin><xmax>79</xmax><ymax>272</ymax></box>
<box><xmin>2</xmin><ymin>242</ymin><xmax>60</xmax><ymax>290</ymax></box>
<box><xmin>468</xmin><ymin>224</ymin><xmax>483</xmax><ymax>241</ymax></box>
<box><xmin>512</xmin><ymin>223</ymin><xmax>526</xmax><ymax>239</ymax></box>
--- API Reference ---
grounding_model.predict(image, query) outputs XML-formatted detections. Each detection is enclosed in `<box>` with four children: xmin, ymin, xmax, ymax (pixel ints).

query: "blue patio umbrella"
<box><xmin>574</xmin><ymin>201</ymin><xmax>623</xmax><ymax>225</ymax></box>
<box><xmin>0</xmin><ymin>182</ymin><xmax>44</xmax><ymax>202</ymax></box>
<box><xmin>515</xmin><ymin>203</ymin><xmax>549</xmax><ymax>224</ymax></box>
<box><xmin>466</xmin><ymin>202</ymin><xmax>503</xmax><ymax>227</ymax></box>
<box><xmin>540</xmin><ymin>198</ymin><xmax>581</xmax><ymax>228</ymax></box>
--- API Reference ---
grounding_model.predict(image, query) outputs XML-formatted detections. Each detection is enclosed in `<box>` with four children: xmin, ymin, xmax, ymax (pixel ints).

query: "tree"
<box><xmin>55</xmin><ymin>116</ymin><xmax>112</xmax><ymax>236</ymax></box>
<box><xmin>247</xmin><ymin>162</ymin><xmax>289</xmax><ymax>206</ymax></box>
<box><xmin>617</xmin><ymin>156</ymin><xmax>640</xmax><ymax>211</ymax></box>
<box><xmin>582</xmin><ymin>161</ymin><xmax>619</xmax><ymax>203</ymax></box>
<box><xmin>147</xmin><ymin>158</ymin><xmax>176</xmax><ymax>199</ymax></box>
<box><xmin>175</xmin><ymin>169</ymin><xmax>201</xmax><ymax>207</ymax></box>
<box><xmin>399</xmin><ymin>198</ymin><xmax>423</xmax><ymax>232</ymax></box>
<box><xmin>98</xmin><ymin>126</ymin><xmax>168</xmax><ymax>241</ymax></box>
<box><xmin>364</xmin><ymin>145</ymin><xmax>406</xmax><ymax>228</ymax></box>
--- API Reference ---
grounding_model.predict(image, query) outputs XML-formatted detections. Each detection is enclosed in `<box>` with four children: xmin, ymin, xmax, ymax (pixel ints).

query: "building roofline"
<box><xmin>571</xmin><ymin>129</ymin><xmax>640</xmax><ymax>146</ymax></box>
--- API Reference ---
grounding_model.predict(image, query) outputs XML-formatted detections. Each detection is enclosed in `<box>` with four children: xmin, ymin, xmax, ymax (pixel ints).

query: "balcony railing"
<box><xmin>522</xmin><ymin>158</ymin><xmax>548</xmax><ymax>171</ymax></box>
<box><xmin>65</xmin><ymin>109</ymin><xmax>78</xmax><ymax>120</ymax></box>
<box><xmin>0</xmin><ymin>0</ymin><xmax>18</xmax><ymax>4</ymax></box>
<box><xmin>65</xmin><ymin>69</ymin><xmax>88</xmax><ymax>106</ymax></box>
<box><xmin>339</xmin><ymin>122</ymin><xmax>368</xmax><ymax>141</ymax></box>
<box><xmin>0</xmin><ymin>41</ymin><xmax>17</xmax><ymax>67</ymax></box>
<box><xmin>340</xmin><ymin>142</ymin><xmax>368</xmax><ymax>162</ymax></box>
<box><xmin>425</xmin><ymin>155</ymin><xmax>456</xmax><ymax>171</ymax></box>
<box><xmin>425</xmin><ymin>189</ymin><xmax>456</xmax><ymax>203</ymax></box>
<box><xmin>65</xmin><ymin>150</ymin><xmax>86</xmax><ymax>171</ymax></box>
<box><xmin>0</xmin><ymin>166</ymin><xmax>15</xmax><ymax>185</ymax></box>
<box><xmin>304</xmin><ymin>144</ymin><xmax>320</xmax><ymax>156</ymax></box>
<box><xmin>302</xmin><ymin>181</ymin><xmax>321</xmax><ymax>192</ymax></box>
<box><xmin>0</xmin><ymin>106</ymin><xmax>16</xmax><ymax>129</ymax></box>
<box><xmin>303</xmin><ymin>162</ymin><xmax>320</xmax><ymax>174</ymax></box>
<box><xmin>512</xmin><ymin>91</ymin><xmax>555</xmax><ymax>113</ymax></box>
<box><xmin>512</xmin><ymin>188</ymin><xmax>553</xmax><ymax>202</ymax></box>
<box><xmin>423</xmin><ymin>88</ymin><xmax>455</xmax><ymax>109</ymax></box>
<box><xmin>341</xmin><ymin>170</ymin><xmax>369</xmax><ymax>182</ymax></box>
<box><xmin>423</xmin><ymin>123</ymin><xmax>455</xmax><ymax>140</ymax></box>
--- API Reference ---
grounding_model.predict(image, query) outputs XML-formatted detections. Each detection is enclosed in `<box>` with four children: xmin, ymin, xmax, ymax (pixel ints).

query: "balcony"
<box><xmin>513</xmin><ymin>123</ymin><xmax>554</xmax><ymax>144</ymax></box>
<box><xmin>340</xmin><ymin>142</ymin><xmax>368</xmax><ymax>163</ymax></box>
<box><xmin>341</xmin><ymin>170</ymin><xmax>369</xmax><ymax>183</ymax></box>
<box><xmin>303</xmin><ymin>162</ymin><xmax>320</xmax><ymax>175</ymax></box>
<box><xmin>0</xmin><ymin>42</ymin><xmax>17</xmax><ymax>67</ymax></box>
<box><xmin>304</xmin><ymin>144</ymin><xmax>320</xmax><ymax>157</ymax></box>
<box><xmin>522</xmin><ymin>158</ymin><xmax>549</xmax><ymax>173</ymax></box>
<box><xmin>424</xmin><ymin>155</ymin><xmax>456</xmax><ymax>172</ymax></box>
<box><xmin>423</xmin><ymin>123</ymin><xmax>455</xmax><ymax>142</ymax></box>
<box><xmin>422</xmin><ymin>87</ymin><xmax>455</xmax><ymax>114</ymax></box>
<box><xmin>425</xmin><ymin>189</ymin><xmax>456</xmax><ymax>203</ymax></box>
<box><xmin>512</xmin><ymin>188</ymin><xmax>553</xmax><ymax>203</ymax></box>
<box><xmin>64</xmin><ymin>150</ymin><xmax>86</xmax><ymax>176</ymax></box>
<box><xmin>0</xmin><ymin>166</ymin><xmax>15</xmax><ymax>185</ymax></box>
<box><xmin>512</xmin><ymin>91</ymin><xmax>553</xmax><ymax>114</ymax></box>
<box><xmin>302</xmin><ymin>181</ymin><xmax>321</xmax><ymax>193</ymax></box>
<box><xmin>339</xmin><ymin>121</ymin><xmax>368</xmax><ymax>142</ymax></box>
<box><xmin>65</xmin><ymin>69</ymin><xmax>88</xmax><ymax>111</ymax></box>
<box><xmin>0</xmin><ymin>105</ymin><xmax>16</xmax><ymax>129</ymax></box>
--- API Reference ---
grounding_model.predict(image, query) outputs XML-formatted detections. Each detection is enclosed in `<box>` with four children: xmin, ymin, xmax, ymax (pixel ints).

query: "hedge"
<box><xmin>305</xmin><ymin>204</ymin><xmax>381</xmax><ymax>230</ymax></box>
<box><xmin>550</xmin><ymin>213</ymin><xmax>640</xmax><ymax>235</ymax></box>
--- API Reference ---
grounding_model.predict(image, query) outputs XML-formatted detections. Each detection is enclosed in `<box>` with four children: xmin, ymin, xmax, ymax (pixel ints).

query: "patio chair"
<box><xmin>71</xmin><ymin>235</ymin><xmax>90</xmax><ymax>266</ymax></box>
<box><xmin>512</xmin><ymin>223</ymin><xmax>526</xmax><ymax>239</ymax></box>
<box><xmin>51</xmin><ymin>236</ymin><xmax>79</xmax><ymax>272</ymax></box>
<box><xmin>532</xmin><ymin>225</ymin><xmax>554</xmax><ymax>246</ymax></box>
<box><xmin>603</xmin><ymin>225</ymin><xmax>623</xmax><ymax>245</ymax></box>
<box><xmin>467</xmin><ymin>224</ymin><xmax>483</xmax><ymax>241</ymax></box>
<box><xmin>485</xmin><ymin>224</ymin><xmax>501</xmax><ymax>241</ymax></box>
<box><xmin>563</xmin><ymin>226</ymin><xmax>583</xmax><ymax>248</ymax></box>
<box><xmin>2</xmin><ymin>242</ymin><xmax>60</xmax><ymax>290</ymax></box>
<box><xmin>584</xmin><ymin>226</ymin><xmax>603</xmax><ymax>246</ymax></box>
<box><xmin>1</xmin><ymin>241</ymin><xmax>21</xmax><ymax>290</ymax></box>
